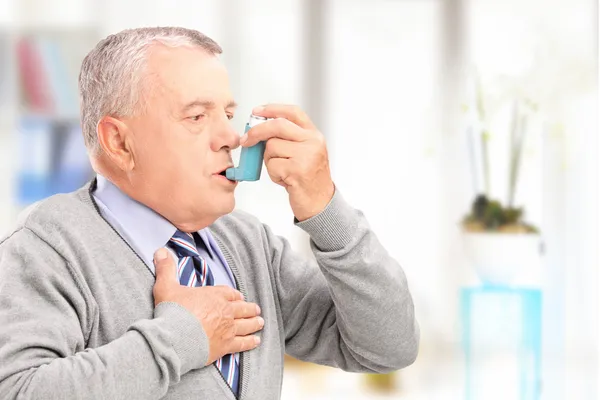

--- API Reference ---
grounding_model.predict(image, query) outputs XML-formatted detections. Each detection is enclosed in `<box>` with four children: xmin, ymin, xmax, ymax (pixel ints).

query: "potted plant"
<box><xmin>459</xmin><ymin>21</ymin><xmax>597</xmax><ymax>286</ymax></box>
<box><xmin>461</xmin><ymin>73</ymin><xmax>543</xmax><ymax>286</ymax></box>
<box><xmin>462</xmin><ymin>194</ymin><xmax>542</xmax><ymax>285</ymax></box>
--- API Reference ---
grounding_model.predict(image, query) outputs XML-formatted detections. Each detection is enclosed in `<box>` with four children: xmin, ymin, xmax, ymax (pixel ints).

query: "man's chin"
<box><xmin>216</xmin><ymin>194</ymin><xmax>236</xmax><ymax>216</ymax></box>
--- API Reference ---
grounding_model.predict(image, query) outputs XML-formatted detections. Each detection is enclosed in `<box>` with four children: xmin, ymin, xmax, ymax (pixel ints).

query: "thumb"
<box><xmin>153</xmin><ymin>248</ymin><xmax>178</xmax><ymax>286</ymax></box>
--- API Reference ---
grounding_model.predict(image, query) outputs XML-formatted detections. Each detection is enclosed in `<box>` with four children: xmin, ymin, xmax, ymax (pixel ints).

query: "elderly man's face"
<box><xmin>125</xmin><ymin>45</ymin><xmax>239</xmax><ymax>229</ymax></box>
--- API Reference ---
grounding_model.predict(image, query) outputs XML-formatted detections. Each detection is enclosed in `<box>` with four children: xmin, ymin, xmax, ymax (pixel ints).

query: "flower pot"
<box><xmin>462</xmin><ymin>231</ymin><xmax>543</xmax><ymax>286</ymax></box>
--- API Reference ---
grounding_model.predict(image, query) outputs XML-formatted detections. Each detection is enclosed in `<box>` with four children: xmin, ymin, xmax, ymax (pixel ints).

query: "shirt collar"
<box><xmin>93</xmin><ymin>174</ymin><xmax>181</xmax><ymax>268</ymax></box>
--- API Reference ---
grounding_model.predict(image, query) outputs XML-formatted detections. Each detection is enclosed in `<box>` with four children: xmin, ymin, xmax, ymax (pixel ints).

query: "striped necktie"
<box><xmin>168</xmin><ymin>229</ymin><xmax>240</xmax><ymax>395</ymax></box>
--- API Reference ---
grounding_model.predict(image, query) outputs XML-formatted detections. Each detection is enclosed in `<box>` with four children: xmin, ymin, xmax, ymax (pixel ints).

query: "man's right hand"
<box><xmin>152</xmin><ymin>248</ymin><xmax>263</xmax><ymax>365</ymax></box>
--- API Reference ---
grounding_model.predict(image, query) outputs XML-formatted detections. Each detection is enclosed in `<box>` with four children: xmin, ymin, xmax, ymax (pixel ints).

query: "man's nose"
<box><xmin>212</xmin><ymin>117</ymin><xmax>240</xmax><ymax>151</ymax></box>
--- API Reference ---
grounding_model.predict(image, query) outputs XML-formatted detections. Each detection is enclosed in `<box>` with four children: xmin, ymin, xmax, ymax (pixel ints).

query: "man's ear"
<box><xmin>97</xmin><ymin>116</ymin><xmax>135</xmax><ymax>171</ymax></box>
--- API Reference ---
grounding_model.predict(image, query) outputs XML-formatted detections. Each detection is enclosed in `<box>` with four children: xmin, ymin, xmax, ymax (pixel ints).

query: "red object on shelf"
<box><xmin>16</xmin><ymin>37</ymin><xmax>54</xmax><ymax>114</ymax></box>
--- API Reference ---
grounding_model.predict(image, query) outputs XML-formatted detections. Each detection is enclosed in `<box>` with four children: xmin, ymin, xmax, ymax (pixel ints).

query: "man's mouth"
<box><xmin>216</xmin><ymin>166</ymin><xmax>236</xmax><ymax>182</ymax></box>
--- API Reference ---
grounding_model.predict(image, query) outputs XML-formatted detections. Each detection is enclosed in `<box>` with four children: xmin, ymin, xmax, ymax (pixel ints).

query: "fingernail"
<box><xmin>154</xmin><ymin>248</ymin><xmax>167</xmax><ymax>262</ymax></box>
<box><xmin>240</xmin><ymin>134</ymin><xmax>248</xmax><ymax>144</ymax></box>
<box><xmin>254</xmin><ymin>336</ymin><xmax>261</xmax><ymax>345</ymax></box>
<box><xmin>256</xmin><ymin>305</ymin><xmax>261</xmax><ymax>315</ymax></box>
<box><xmin>258</xmin><ymin>317</ymin><xmax>265</xmax><ymax>327</ymax></box>
<box><xmin>252</xmin><ymin>106</ymin><xmax>264</xmax><ymax>114</ymax></box>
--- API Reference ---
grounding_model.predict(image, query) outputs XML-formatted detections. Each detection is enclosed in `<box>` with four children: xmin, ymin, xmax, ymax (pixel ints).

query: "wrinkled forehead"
<box><xmin>143</xmin><ymin>44</ymin><xmax>233</xmax><ymax>110</ymax></box>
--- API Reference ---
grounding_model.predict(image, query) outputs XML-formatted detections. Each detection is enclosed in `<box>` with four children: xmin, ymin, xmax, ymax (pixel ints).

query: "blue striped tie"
<box><xmin>168</xmin><ymin>230</ymin><xmax>240</xmax><ymax>395</ymax></box>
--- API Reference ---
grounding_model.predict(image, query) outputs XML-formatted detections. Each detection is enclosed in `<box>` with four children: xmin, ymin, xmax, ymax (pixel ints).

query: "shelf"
<box><xmin>0</xmin><ymin>1</ymin><xmax>97</xmax><ymax>211</ymax></box>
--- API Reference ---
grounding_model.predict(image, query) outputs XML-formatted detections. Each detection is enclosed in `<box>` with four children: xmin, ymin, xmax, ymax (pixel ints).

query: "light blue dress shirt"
<box><xmin>91</xmin><ymin>174</ymin><xmax>237</xmax><ymax>288</ymax></box>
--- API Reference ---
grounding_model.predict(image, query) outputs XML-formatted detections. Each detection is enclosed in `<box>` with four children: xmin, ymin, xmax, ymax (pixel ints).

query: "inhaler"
<box><xmin>226</xmin><ymin>114</ymin><xmax>269</xmax><ymax>181</ymax></box>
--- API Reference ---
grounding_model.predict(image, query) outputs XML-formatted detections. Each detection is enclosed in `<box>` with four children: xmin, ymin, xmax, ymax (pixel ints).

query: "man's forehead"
<box><xmin>146</xmin><ymin>45</ymin><xmax>233</xmax><ymax>106</ymax></box>
<box><xmin>148</xmin><ymin>42</ymin><xmax>219</xmax><ymax>66</ymax></box>
<box><xmin>148</xmin><ymin>45</ymin><xmax>226</xmax><ymax>82</ymax></box>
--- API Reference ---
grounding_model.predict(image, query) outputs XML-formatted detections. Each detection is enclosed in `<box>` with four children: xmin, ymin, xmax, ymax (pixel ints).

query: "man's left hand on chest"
<box><xmin>240</xmin><ymin>104</ymin><xmax>335</xmax><ymax>222</ymax></box>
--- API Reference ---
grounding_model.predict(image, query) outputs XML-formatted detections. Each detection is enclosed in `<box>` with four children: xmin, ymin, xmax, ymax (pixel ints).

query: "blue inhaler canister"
<box><xmin>226</xmin><ymin>114</ymin><xmax>268</xmax><ymax>181</ymax></box>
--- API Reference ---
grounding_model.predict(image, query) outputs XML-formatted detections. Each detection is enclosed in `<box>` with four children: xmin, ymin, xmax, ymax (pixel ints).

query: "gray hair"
<box><xmin>78</xmin><ymin>27</ymin><xmax>222</xmax><ymax>155</ymax></box>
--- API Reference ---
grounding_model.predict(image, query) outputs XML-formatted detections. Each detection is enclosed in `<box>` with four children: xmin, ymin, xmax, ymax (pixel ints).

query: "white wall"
<box><xmin>326</xmin><ymin>0</ymin><xmax>448</xmax><ymax>347</ymax></box>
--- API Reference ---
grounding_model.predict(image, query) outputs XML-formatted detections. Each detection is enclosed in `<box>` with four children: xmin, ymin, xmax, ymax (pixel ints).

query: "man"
<box><xmin>0</xmin><ymin>27</ymin><xmax>419</xmax><ymax>399</ymax></box>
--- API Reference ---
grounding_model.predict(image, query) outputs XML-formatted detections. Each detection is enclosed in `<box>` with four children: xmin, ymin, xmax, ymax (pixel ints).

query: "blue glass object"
<box><xmin>16</xmin><ymin>116</ymin><xmax>53</xmax><ymax>204</ymax></box>
<box><xmin>461</xmin><ymin>285</ymin><xmax>542</xmax><ymax>400</ymax></box>
<box><xmin>16</xmin><ymin>116</ymin><xmax>92</xmax><ymax>206</ymax></box>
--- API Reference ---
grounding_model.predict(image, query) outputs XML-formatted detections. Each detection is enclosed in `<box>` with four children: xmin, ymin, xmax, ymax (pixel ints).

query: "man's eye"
<box><xmin>190</xmin><ymin>114</ymin><xmax>205</xmax><ymax>122</ymax></box>
<box><xmin>227</xmin><ymin>114</ymin><xmax>234</xmax><ymax>121</ymax></box>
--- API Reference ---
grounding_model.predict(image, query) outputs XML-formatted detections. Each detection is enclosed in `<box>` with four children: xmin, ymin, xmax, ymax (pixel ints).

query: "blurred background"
<box><xmin>0</xmin><ymin>0</ymin><xmax>597</xmax><ymax>399</ymax></box>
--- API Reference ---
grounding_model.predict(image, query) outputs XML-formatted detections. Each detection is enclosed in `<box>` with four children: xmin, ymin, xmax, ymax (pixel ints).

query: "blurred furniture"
<box><xmin>461</xmin><ymin>285</ymin><xmax>542</xmax><ymax>400</ymax></box>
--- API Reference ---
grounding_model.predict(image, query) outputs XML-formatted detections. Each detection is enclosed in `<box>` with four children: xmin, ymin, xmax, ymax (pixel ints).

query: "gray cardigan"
<box><xmin>0</xmin><ymin>180</ymin><xmax>419</xmax><ymax>399</ymax></box>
